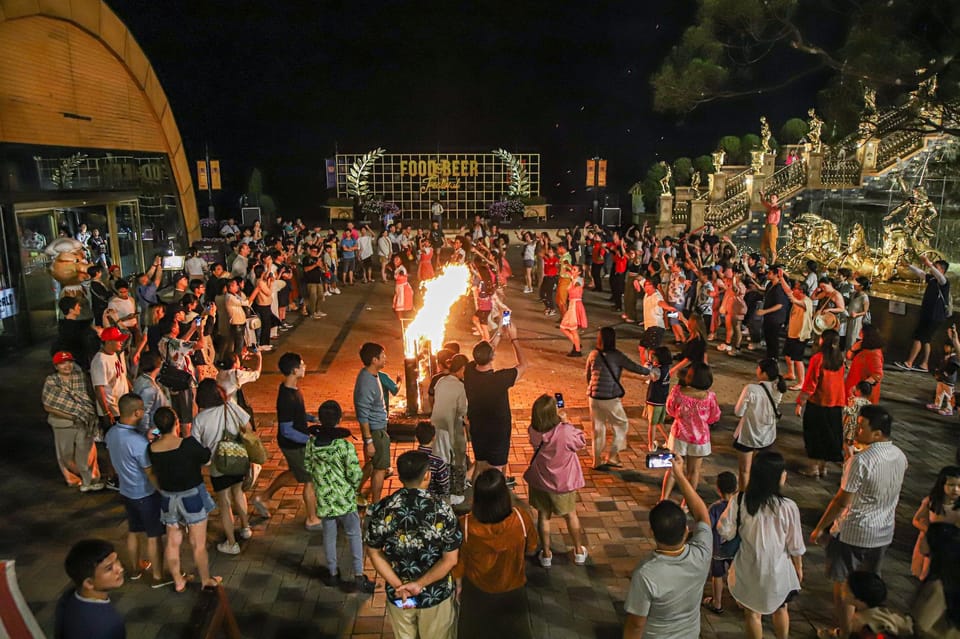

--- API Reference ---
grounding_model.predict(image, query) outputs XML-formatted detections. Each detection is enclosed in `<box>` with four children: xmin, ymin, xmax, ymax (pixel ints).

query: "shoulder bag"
<box><xmin>756</xmin><ymin>383</ymin><xmax>782</xmax><ymax>420</ymax></box>
<box><xmin>226</xmin><ymin>402</ymin><xmax>267</xmax><ymax>465</ymax></box>
<box><xmin>717</xmin><ymin>493</ymin><xmax>744</xmax><ymax>559</ymax></box>
<box><xmin>213</xmin><ymin>406</ymin><xmax>251</xmax><ymax>476</ymax></box>
<box><xmin>159</xmin><ymin>361</ymin><xmax>194</xmax><ymax>392</ymax></box>
<box><xmin>596</xmin><ymin>351</ymin><xmax>626</xmax><ymax>397</ymax></box>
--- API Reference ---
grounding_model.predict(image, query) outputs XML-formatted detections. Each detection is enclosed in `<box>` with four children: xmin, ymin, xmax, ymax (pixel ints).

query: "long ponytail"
<box><xmin>759</xmin><ymin>358</ymin><xmax>787</xmax><ymax>393</ymax></box>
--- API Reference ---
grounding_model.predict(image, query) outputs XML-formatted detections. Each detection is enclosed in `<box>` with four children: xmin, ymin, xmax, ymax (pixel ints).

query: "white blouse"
<box><xmin>733</xmin><ymin>381</ymin><xmax>782</xmax><ymax>449</ymax></box>
<box><xmin>718</xmin><ymin>494</ymin><xmax>806</xmax><ymax>615</ymax></box>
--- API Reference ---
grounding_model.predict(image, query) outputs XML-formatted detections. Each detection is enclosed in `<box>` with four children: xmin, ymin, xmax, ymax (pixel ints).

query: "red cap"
<box><xmin>108</xmin><ymin>265</ymin><xmax>121</xmax><ymax>273</ymax></box>
<box><xmin>52</xmin><ymin>351</ymin><xmax>75</xmax><ymax>364</ymax></box>
<box><xmin>100</xmin><ymin>326</ymin><xmax>130</xmax><ymax>342</ymax></box>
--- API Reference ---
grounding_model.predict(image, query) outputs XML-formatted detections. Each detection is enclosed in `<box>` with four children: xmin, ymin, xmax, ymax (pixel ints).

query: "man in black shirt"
<box><xmin>301</xmin><ymin>245</ymin><xmax>326</xmax><ymax>319</ymax></box>
<box><xmin>463</xmin><ymin>322</ymin><xmax>527</xmax><ymax>486</ymax></box>
<box><xmin>756</xmin><ymin>266</ymin><xmax>791</xmax><ymax>360</ymax></box>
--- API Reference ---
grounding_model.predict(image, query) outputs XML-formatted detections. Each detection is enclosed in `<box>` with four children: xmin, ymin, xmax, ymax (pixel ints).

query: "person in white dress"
<box><xmin>718</xmin><ymin>451</ymin><xmax>805</xmax><ymax>639</ymax></box>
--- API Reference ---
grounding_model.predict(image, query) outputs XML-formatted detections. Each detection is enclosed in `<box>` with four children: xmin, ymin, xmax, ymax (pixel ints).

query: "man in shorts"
<box><xmin>809</xmin><ymin>405</ymin><xmax>907</xmax><ymax>638</ymax></box>
<box><xmin>103</xmin><ymin>393</ymin><xmax>164</xmax><ymax>585</ymax></box>
<box><xmin>355</xmin><ymin>342</ymin><xmax>390</xmax><ymax>505</ymax></box>
<box><xmin>638</xmin><ymin>278</ymin><xmax>672</xmax><ymax>363</ymax></box>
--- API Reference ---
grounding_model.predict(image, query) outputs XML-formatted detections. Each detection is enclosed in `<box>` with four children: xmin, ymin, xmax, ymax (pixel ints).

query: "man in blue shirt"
<box><xmin>104</xmin><ymin>393</ymin><xmax>164</xmax><ymax>584</ymax></box>
<box><xmin>55</xmin><ymin>539</ymin><xmax>126</xmax><ymax>639</ymax></box>
<box><xmin>354</xmin><ymin>342</ymin><xmax>389</xmax><ymax>505</ymax></box>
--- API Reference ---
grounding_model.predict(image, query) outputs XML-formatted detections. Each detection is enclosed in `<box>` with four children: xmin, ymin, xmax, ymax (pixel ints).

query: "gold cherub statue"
<box><xmin>659</xmin><ymin>161</ymin><xmax>672</xmax><ymax>194</ymax></box>
<box><xmin>760</xmin><ymin>116</ymin><xmax>772</xmax><ymax>154</ymax></box>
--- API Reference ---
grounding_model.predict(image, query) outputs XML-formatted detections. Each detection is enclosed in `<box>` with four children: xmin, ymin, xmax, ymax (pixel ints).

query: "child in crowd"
<box><xmin>842</xmin><ymin>381</ymin><xmax>874</xmax><ymax>460</ymax></box>
<box><xmin>927</xmin><ymin>326</ymin><xmax>960</xmax><ymax>416</ymax></box>
<box><xmin>391</xmin><ymin>255</ymin><xmax>414</xmax><ymax>323</ymax></box>
<box><xmin>54</xmin><ymin>539</ymin><xmax>126</xmax><ymax>639</ymax></box>
<box><xmin>645</xmin><ymin>346</ymin><xmax>672</xmax><ymax>452</ymax></box>
<box><xmin>845</xmin><ymin>571</ymin><xmax>915</xmax><ymax>638</ymax></box>
<box><xmin>911</xmin><ymin>465</ymin><xmax>960</xmax><ymax>580</ymax></box>
<box><xmin>303</xmin><ymin>400</ymin><xmax>375</xmax><ymax>593</ymax></box>
<box><xmin>415</xmin><ymin>421</ymin><xmax>451</xmax><ymax>501</ymax></box>
<box><xmin>703</xmin><ymin>471</ymin><xmax>738</xmax><ymax>615</ymax></box>
<box><xmin>322</xmin><ymin>244</ymin><xmax>340</xmax><ymax>297</ymax></box>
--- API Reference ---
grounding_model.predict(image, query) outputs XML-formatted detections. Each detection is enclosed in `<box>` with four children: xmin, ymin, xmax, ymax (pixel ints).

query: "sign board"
<box><xmin>598</xmin><ymin>159</ymin><xmax>608</xmax><ymax>187</ymax></box>
<box><xmin>191</xmin><ymin>241</ymin><xmax>227</xmax><ymax>267</ymax></box>
<box><xmin>0</xmin><ymin>288</ymin><xmax>16</xmax><ymax>320</ymax></box>
<box><xmin>888</xmin><ymin>300</ymin><xmax>906</xmax><ymax>315</ymax></box>
<box><xmin>586</xmin><ymin>159</ymin><xmax>596</xmax><ymax>188</ymax></box>
<box><xmin>210</xmin><ymin>160</ymin><xmax>222</xmax><ymax>190</ymax></box>
<box><xmin>197</xmin><ymin>161</ymin><xmax>209</xmax><ymax>190</ymax></box>
<box><xmin>241</xmin><ymin>207</ymin><xmax>262</xmax><ymax>226</ymax></box>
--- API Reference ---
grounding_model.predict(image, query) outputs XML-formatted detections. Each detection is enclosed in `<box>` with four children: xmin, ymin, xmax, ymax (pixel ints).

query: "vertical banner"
<box><xmin>585</xmin><ymin>159</ymin><xmax>596</xmax><ymax>188</ymax></box>
<box><xmin>209</xmin><ymin>160</ymin><xmax>222</xmax><ymax>190</ymax></box>
<box><xmin>196</xmin><ymin>161</ymin><xmax>208</xmax><ymax>190</ymax></box>
<box><xmin>325</xmin><ymin>159</ymin><xmax>337</xmax><ymax>189</ymax></box>
<box><xmin>598</xmin><ymin>159</ymin><xmax>608</xmax><ymax>187</ymax></box>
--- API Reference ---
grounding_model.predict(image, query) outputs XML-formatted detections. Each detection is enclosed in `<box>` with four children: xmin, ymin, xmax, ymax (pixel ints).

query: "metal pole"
<box><xmin>205</xmin><ymin>142</ymin><xmax>215</xmax><ymax>219</ymax></box>
<box><xmin>592</xmin><ymin>157</ymin><xmax>599</xmax><ymax>225</ymax></box>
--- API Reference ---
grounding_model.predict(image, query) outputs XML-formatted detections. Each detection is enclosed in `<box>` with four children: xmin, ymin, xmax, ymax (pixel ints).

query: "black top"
<box><xmin>680</xmin><ymin>336</ymin><xmax>707</xmax><ymax>365</ymax></box>
<box><xmin>762</xmin><ymin>284</ymin><xmax>791</xmax><ymax>324</ymax></box>
<box><xmin>464</xmin><ymin>364</ymin><xmax>518</xmax><ymax>429</ymax></box>
<box><xmin>148</xmin><ymin>437</ymin><xmax>210</xmax><ymax>492</ymax></box>
<box><xmin>647</xmin><ymin>363</ymin><xmax>671</xmax><ymax>405</ymax></box>
<box><xmin>52</xmin><ymin>319</ymin><xmax>97</xmax><ymax>369</ymax></box>
<box><xmin>301</xmin><ymin>255</ymin><xmax>325</xmax><ymax>284</ymax></box>
<box><xmin>276</xmin><ymin>383</ymin><xmax>309</xmax><ymax>449</ymax></box>
<box><xmin>54</xmin><ymin>589</ymin><xmax>126</xmax><ymax>639</ymax></box>
<box><xmin>921</xmin><ymin>273</ymin><xmax>951</xmax><ymax>321</ymax></box>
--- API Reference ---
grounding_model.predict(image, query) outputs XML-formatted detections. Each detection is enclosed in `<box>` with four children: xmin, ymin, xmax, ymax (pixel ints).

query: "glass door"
<box><xmin>111</xmin><ymin>200</ymin><xmax>143</xmax><ymax>277</ymax></box>
<box><xmin>14</xmin><ymin>208</ymin><xmax>60</xmax><ymax>340</ymax></box>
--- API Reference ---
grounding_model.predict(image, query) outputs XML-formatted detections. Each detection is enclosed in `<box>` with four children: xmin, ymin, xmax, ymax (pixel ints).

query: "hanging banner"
<box><xmin>598</xmin><ymin>159</ymin><xmax>608</xmax><ymax>187</ymax></box>
<box><xmin>0</xmin><ymin>288</ymin><xmax>16</xmax><ymax>320</ymax></box>
<box><xmin>210</xmin><ymin>160</ymin><xmax>222</xmax><ymax>190</ymax></box>
<box><xmin>196</xmin><ymin>161</ymin><xmax>208</xmax><ymax>190</ymax></box>
<box><xmin>325</xmin><ymin>159</ymin><xmax>337</xmax><ymax>189</ymax></box>
<box><xmin>586</xmin><ymin>159</ymin><xmax>596</xmax><ymax>188</ymax></box>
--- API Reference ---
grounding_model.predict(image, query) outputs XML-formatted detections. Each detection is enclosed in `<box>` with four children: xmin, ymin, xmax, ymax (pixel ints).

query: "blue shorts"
<box><xmin>123</xmin><ymin>492</ymin><xmax>165</xmax><ymax>538</ymax></box>
<box><xmin>523</xmin><ymin>259</ymin><xmax>535</xmax><ymax>269</ymax></box>
<box><xmin>159</xmin><ymin>484</ymin><xmax>216</xmax><ymax>527</ymax></box>
<box><xmin>668</xmin><ymin>303</ymin><xmax>685</xmax><ymax>326</ymax></box>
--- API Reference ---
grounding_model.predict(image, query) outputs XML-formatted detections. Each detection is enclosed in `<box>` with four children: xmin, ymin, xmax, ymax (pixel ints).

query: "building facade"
<box><xmin>0</xmin><ymin>0</ymin><xmax>198</xmax><ymax>349</ymax></box>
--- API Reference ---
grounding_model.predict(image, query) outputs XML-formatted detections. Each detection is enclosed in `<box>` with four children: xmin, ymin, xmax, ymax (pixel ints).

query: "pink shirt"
<box><xmin>667</xmin><ymin>386</ymin><xmax>721</xmax><ymax>446</ymax></box>
<box><xmin>523</xmin><ymin>422</ymin><xmax>586</xmax><ymax>494</ymax></box>
<box><xmin>764</xmin><ymin>201</ymin><xmax>781</xmax><ymax>225</ymax></box>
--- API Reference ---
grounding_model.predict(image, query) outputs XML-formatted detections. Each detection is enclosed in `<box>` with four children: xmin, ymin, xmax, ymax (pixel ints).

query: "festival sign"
<box><xmin>335</xmin><ymin>151</ymin><xmax>540</xmax><ymax>222</ymax></box>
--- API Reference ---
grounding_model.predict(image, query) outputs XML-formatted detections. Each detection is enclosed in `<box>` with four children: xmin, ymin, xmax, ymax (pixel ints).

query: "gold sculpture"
<box><xmin>690</xmin><ymin>170</ymin><xmax>702</xmax><ymax>193</ymax></box>
<box><xmin>883</xmin><ymin>178</ymin><xmax>939</xmax><ymax>243</ymax></box>
<box><xmin>659</xmin><ymin>161</ymin><xmax>672</xmax><ymax>194</ymax></box>
<box><xmin>760</xmin><ymin>116</ymin><xmax>772</xmax><ymax>154</ymax></box>
<box><xmin>863</xmin><ymin>86</ymin><xmax>877</xmax><ymax>115</ymax></box>
<box><xmin>806</xmin><ymin>109</ymin><xmax>824</xmax><ymax>153</ymax></box>
<box><xmin>712</xmin><ymin>149</ymin><xmax>725</xmax><ymax>171</ymax></box>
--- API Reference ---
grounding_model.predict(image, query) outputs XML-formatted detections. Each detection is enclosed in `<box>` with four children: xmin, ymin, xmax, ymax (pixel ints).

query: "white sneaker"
<box><xmin>217</xmin><ymin>541</ymin><xmax>241</xmax><ymax>555</ymax></box>
<box><xmin>574</xmin><ymin>546</ymin><xmax>589</xmax><ymax>565</ymax></box>
<box><xmin>538</xmin><ymin>551</ymin><xmax>553</xmax><ymax>568</ymax></box>
<box><xmin>80</xmin><ymin>482</ymin><xmax>105</xmax><ymax>492</ymax></box>
<box><xmin>523</xmin><ymin>287</ymin><xmax>533</xmax><ymax>294</ymax></box>
<box><xmin>312</xmin><ymin>312</ymin><xmax>327</xmax><ymax>318</ymax></box>
<box><xmin>449</xmin><ymin>495</ymin><xmax>465</xmax><ymax>506</ymax></box>
<box><xmin>333</xmin><ymin>288</ymin><xmax>342</xmax><ymax>295</ymax></box>
<box><xmin>717</xmin><ymin>343</ymin><xmax>729</xmax><ymax>352</ymax></box>
<box><xmin>259</xmin><ymin>345</ymin><xmax>274</xmax><ymax>352</ymax></box>
<box><xmin>239</xmin><ymin>527</ymin><xmax>253</xmax><ymax>540</ymax></box>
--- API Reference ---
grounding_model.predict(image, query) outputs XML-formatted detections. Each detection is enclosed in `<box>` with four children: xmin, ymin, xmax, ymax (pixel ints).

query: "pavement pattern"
<box><xmin>3</xmin><ymin>260</ymin><xmax>959</xmax><ymax>638</ymax></box>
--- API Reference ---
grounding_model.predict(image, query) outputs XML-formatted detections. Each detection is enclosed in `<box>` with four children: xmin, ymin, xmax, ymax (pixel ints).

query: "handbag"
<box><xmin>241</xmin><ymin>429</ymin><xmax>267</xmax><ymax>465</ymax></box>
<box><xmin>213</xmin><ymin>406</ymin><xmax>250</xmax><ymax>476</ymax></box>
<box><xmin>158</xmin><ymin>362</ymin><xmax>193</xmax><ymax>392</ymax></box>
<box><xmin>718</xmin><ymin>493</ymin><xmax>744</xmax><ymax>559</ymax></box>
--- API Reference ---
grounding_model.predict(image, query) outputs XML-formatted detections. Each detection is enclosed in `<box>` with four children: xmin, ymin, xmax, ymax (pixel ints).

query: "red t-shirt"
<box><xmin>543</xmin><ymin>256</ymin><xmax>559</xmax><ymax>277</ymax></box>
<box><xmin>591</xmin><ymin>242</ymin><xmax>606</xmax><ymax>264</ymax></box>
<box><xmin>612</xmin><ymin>254</ymin><xmax>628</xmax><ymax>274</ymax></box>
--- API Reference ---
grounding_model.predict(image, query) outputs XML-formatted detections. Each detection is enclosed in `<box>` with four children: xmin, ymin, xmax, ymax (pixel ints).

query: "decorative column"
<box><xmin>805</xmin><ymin>151</ymin><xmax>824</xmax><ymax>189</ymax></box>
<box><xmin>762</xmin><ymin>153</ymin><xmax>775</xmax><ymax>177</ymax></box>
<box><xmin>690</xmin><ymin>199</ymin><xmax>707</xmax><ymax>231</ymax></box>
<box><xmin>708</xmin><ymin>172</ymin><xmax>727</xmax><ymax>202</ymax></box>
<box><xmin>674</xmin><ymin>186</ymin><xmax>694</xmax><ymax>203</ymax></box>
<box><xmin>859</xmin><ymin>138</ymin><xmax>880</xmax><ymax>175</ymax></box>
<box><xmin>657</xmin><ymin>194</ymin><xmax>674</xmax><ymax>226</ymax></box>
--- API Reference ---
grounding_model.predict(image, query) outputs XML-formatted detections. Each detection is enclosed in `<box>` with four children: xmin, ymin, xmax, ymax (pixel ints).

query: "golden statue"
<box><xmin>807</xmin><ymin>108</ymin><xmax>824</xmax><ymax>153</ymax></box>
<box><xmin>690</xmin><ymin>170</ymin><xmax>702</xmax><ymax>193</ymax></box>
<box><xmin>863</xmin><ymin>86</ymin><xmax>877</xmax><ymax>115</ymax></box>
<box><xmin>711</xmin><ymin>149</ymin><xmax>725</xmax><ymax>171</ymax></box>
<box><xmin>760</xmin><ymin>116</ymin><xmax>772</xmax><ymax>154</ymax></box>
<box><xmin>659</xmin><ymin>161</ymin><xmax>672</xmax><ymax>194</ymax></box>
<box><xmin>883</xmin><ymin>179</ymin><xmax>939</xmax><ymax>243</ymax></box>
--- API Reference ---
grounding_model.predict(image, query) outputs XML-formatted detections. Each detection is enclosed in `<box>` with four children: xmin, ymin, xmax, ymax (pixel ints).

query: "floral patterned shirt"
<box><xmin>363</xmin><ymin>487</ymin><xmax>462</xmax><ymax>608</ymax></box>
<box><xmin>666</xmin><ymin>386</ymin><xmax>721</xmax><ymax>446</ymax></box>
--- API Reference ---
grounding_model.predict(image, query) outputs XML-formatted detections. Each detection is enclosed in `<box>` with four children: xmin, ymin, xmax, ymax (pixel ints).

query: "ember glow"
<box><xmin>403</xmin><ymin>264</ymin><xmax>472</xmax><ymax>358</ymax></box>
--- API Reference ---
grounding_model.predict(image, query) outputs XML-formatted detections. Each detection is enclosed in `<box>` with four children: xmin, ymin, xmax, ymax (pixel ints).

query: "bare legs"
<box><xmin>536</xmin><ymin>510</ymin><xmax>585</xmax><ymax>561</ymax></box>
<box><xmin>166</xmin><ymin>521</ymin><xmax>219</xmax><ymax>590</ymax></box>
<box><xmin>743</xmin><ymin>605</ymin><xmax>789</xmax><ymax>639</ymax></box>
<box><xmin>360</xmin><ymin>462</ymin><xmax>386</xmax><ymax>505</ymax></box>
<box><xmin>903</xmin><ymin>340</ymin><xmax>931</xmax><ymax>370</ymax></box>
<box><xmin>125</xmin><ymin>532</ymin><xmax>162</xmax><ymax>581</ymax></box>
<box><xmin>217</xmin><ymin>484</ymin><xmax>250</xmax><ymax>545</ymax></box>
<box><xmin>784</xmin><ymin>357</ymin><xmax>805</xmax><ymax>389</ymax></box>
<box><xmin>255</xmin><ymin>470</ymin><xmax>319</xmax><ymax>526</ymax></box>
<box><xmin>660</xmin><ymin>455</ymin><xmax>703</xmax><ymax>502</ymax></box>
<box><xmin>737</xmin><ymin>450</ymin><xmax>755</xmax><ymax>492</ymax></box>
<box><xmin>561</xmin><ymin>327</ymin><xmax>580</xmax><ymax>354</ymax></box>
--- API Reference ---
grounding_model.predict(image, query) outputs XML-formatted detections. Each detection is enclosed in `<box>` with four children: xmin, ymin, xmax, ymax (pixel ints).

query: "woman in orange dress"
<box><xmin>795</xmin><ymin>329</ymin><xmax>847</xmax><ymax>477</ymax></box>
<box><xmin>417</xmin><ymin>239</ymin><xmax>435</xmax><ymax>281</ymax></box>
<box><xmin>844</xmin><ymin>324</ymin><xmax>884</xmax><ymax>404</ymax></box>
<box><xmin>560</xmin><ymin>265</ymin><xmax>588</xmax><ymax>357</ymax></box>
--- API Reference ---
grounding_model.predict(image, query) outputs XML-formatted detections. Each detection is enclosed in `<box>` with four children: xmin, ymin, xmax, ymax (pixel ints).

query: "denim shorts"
<box><xmin>123</xmin><ymin>492</ymin><xmax>164</xmax><ymax>538</ymax></box>
<box><xmin>159</xmin><ymin>484</ymin><xmax>216</xmax><ymax>527</ymax></box>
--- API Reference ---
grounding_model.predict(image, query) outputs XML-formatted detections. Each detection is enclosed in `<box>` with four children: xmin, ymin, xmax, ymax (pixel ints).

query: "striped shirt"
<box><xmin>833</xmin><ymin>440</ymin><xmax>907</xmax><ymax>548</ymax></box>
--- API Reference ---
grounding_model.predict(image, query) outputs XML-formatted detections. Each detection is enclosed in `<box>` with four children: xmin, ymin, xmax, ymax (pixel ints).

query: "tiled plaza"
<box><xmin>2</xmin><ymin>262</ymin><xmax>957</xmax><ymax>638</ymax></box>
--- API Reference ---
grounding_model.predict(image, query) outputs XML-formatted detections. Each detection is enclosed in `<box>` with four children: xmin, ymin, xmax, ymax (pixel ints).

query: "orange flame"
<box><xmin>403</xmin><ymin>264</ymin><xmax>471</xmax><ymax>358</ymax></box>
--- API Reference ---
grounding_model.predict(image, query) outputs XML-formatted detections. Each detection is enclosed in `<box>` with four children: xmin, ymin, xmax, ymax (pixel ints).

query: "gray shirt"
<box><xmin>624</xmin><ymin>521</ymin><xmax>712</xmax><ymax>638</ymax></box>
<box><xmin>231</xmin><ymin>254</ymin><xmax>249</xmax><ymax>278</ymax></box>
<box><xmin>353</xmin><ymin>369</ymin><xmax>388</xmax><ymax>431</ymax></box>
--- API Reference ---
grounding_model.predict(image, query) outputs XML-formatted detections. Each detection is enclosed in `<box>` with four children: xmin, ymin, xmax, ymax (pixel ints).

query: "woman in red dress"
<box><xmin>845</xmin><ymin>324</ymin><xmax>884</xmax><ymax>404</ymax></box>
<box><xmin>391</xmin><ymin>255</ymin><xmax>414</xmax><ymax>323</ymax></box>
<box><xmin>417</xmin><ymin>239</ymin><xmax>435</xmax><ymax>282</ymax></box>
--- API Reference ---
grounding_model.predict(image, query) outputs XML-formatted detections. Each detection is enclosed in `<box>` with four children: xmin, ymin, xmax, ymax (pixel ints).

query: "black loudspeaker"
<box><xmin>601</xmin><ymin>207</ymin><xmax>621</xmax><ymax>227</ymax></box>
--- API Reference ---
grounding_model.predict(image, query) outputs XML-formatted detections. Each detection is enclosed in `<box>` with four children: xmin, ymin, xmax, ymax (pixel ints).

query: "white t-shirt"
<box><xmin>643</xmin><ymin>290</ymin><xmax>666</xmax><ymax>329</ymax></box>
<box><xmin>358</xmin><ymin>235</ymin><xmax>374</xmax><ymax>260</ymax></box>
<box><xmin>90</xmin><ymin>351</ymin><xmax>130</xmax><ymax>416</ymax></box>
<box><xmin>625</xmin><ymin>522</ymin><xmax>712</xmax><ymax>638</ymax></box>
<box><xmin>106</xmin><ymin>296</ymin><xmax>137</xmax><ymax>329</ymax></box>
<box><xmin>184</xmin><ymin>256</ymin><xmax>207</xmax><ymax>278</ymax></box>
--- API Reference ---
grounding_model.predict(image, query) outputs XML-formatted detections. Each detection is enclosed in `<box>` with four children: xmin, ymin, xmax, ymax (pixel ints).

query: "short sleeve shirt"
<box><xmin>364</xmin><ymin>488</ymin><xmax>462</xmax><ymax>608</ymax></box>
<box><xmin>463</xmin><ymin>364</ymin><xmax>518</xmax><ymax>433</ymax></box>
<box><xmin>104</xmin><ymin>424</ymin><xmax>154</xmax><ymax>499</ymax></box>
<box><xmin>763</xmin><ymin>285</ymin><xmax>791</xmax><ymax>324</ymax></box>
<box><xmin>89</xmin><ymin>351</ymin><xmax>130</xmax><ymax>417</ymax></box>
<box><xmin>624</xmin><ymin>521</ymin><xmax>712</xmax><ymax>638</ymax></box>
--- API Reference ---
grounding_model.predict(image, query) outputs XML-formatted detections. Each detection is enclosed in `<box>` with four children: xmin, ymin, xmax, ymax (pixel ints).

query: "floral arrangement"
<box><xmin>487</xmin><ymin>199</ymin><xmax>525</xmax><ymax>221</ymax></box>
<box><xmin>361</xmin><ymin>199</ymin><xmax>401</xmax><ymax>220</ymax></box>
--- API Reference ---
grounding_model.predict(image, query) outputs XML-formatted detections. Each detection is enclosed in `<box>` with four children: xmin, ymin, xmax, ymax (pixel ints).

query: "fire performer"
<box><xmin>463</xmin><ymin>322</ymin><xmax>527</xmax><ymax>487</ymax></box>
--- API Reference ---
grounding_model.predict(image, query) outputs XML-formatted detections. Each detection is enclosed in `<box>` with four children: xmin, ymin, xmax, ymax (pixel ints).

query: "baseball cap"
<box><xmin>52</xmin><ymin>351</ymin><xmax>75</xmax><ymax>364</ymax></box>
<box><xmin>100</xmin><ymin>326</ymin><xmax>130</xmax><ymax>342</ymax></box>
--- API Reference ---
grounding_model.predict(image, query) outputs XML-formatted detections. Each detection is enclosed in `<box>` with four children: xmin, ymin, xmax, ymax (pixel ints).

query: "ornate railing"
<box><xmin>821</xmin><ymin>159</ymin><xmax>862</xmax><ymax>187</ymax></box>
<box><xmin>723</xmin><ymin>168</ymin><xmax>752</xmax><ymax>200</ymax></box>
<box><xmin>877</xmin><ymin>129</ymin><xmax>924</xmax><ymax>169</ymax></box>
<box><xmin>672</xmin><ymin>201</ymin><xmax>690</xmax><ymax>226</ymax></box>
<box><xmin>767</xmin><ymin>160</ymin><xmax>807</xmax><ymax>199</ymax></box>
<box><xmin>706</xmin><ymin>191</ymin><xmax>750</xmax><ymax>231</ymax></box>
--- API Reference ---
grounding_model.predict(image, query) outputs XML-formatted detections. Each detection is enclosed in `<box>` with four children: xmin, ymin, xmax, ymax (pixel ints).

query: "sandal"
<box><xmin>174</xmin><ymin>574</ymin><xmax>196</xmax><ymax>593</ymax></box>
<box><xmin>202</xmin><ymin>576</ymin><xmax>223</xmax><ymax>590</ymax></box>
<box><xmin>816</xmin><ymin>628</ymin><xmax>840</xmax><ymax>638</ymax></box>
<box><xmin>702</xmin><ymin>597</ymin><xmax>723</xmax><ymax>614</ymax></box>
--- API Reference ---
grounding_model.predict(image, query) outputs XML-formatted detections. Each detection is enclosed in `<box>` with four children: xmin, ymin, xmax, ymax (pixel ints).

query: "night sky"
<box><xmin>107</xmin><ymin>0</ymin><xmax>831</xmax><ymax>220</ymax></box>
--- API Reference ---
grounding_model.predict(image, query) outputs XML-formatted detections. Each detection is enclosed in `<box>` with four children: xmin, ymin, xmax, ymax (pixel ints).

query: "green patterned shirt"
<box><xmin>304</xmin><ymin>435</ymin><xmax>362</xmax><ymax>518</ymax></box>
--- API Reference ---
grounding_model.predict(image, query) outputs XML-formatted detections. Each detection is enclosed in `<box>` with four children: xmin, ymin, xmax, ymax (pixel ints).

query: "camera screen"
<box><xmin>646</xmin><ymin>452</ymin><xmax>674</xmax><ymax>469</ymax></box>
<box><xmin>554</xmin><ymin>392</ymin><xmax>564</xmax><ymax>408</ymax></box>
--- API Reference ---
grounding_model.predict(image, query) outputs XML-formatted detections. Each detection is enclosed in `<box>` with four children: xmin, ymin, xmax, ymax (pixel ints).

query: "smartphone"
<box><xmin>645</xmin><ymin>452</ymin><xmax>675</xmax><ymax>469</ymax></box>
<box><xmin>195</xmin><ymin>316</ymin><xmax>203</xmax><ymax>326</ymax></box>
<box><xmin>501</xmin><ymin>310</ymin><xmax>512</xmax><ymax>326</ymax></box>
<box><xmin>554</xmin><ymin>392</ymin><xmax>565</xmax><ymax>409</ymax></box>
<box><xmin>666</xmin><ymin>311</ymin><xmax>679</xmax><ymax>319</ymax></box>
<box><xmin>392</xmin><ymin>597</ymin><xmax>417</xmax><ymax>609</ymax></box>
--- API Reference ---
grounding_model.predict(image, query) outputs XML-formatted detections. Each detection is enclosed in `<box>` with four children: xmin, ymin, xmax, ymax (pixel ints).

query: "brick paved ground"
<box><xmin>3</xmin><ymin>260</ymin><xmax>958</xmax><ymax>638</ymax></box>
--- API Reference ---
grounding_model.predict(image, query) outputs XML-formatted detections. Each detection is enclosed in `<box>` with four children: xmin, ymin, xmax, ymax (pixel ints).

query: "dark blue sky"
<box><xmin>108</xmin><ymin>0</ymin><xmax>829</xmax><ymax>218</ymax></box>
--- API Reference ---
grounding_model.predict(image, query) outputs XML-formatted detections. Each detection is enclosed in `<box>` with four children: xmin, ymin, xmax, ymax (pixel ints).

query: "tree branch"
<box><xmin>686</xmin><ymin>64</ymin><xmax>825</xmax><ymax>110</ymax></box>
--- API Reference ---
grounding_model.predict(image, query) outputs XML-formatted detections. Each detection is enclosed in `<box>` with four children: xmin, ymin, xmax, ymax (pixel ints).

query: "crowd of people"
<box><xmin>40</xmin><ymin>213</ymin><xmax>960</xmax><ymax>639</ymax></box>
